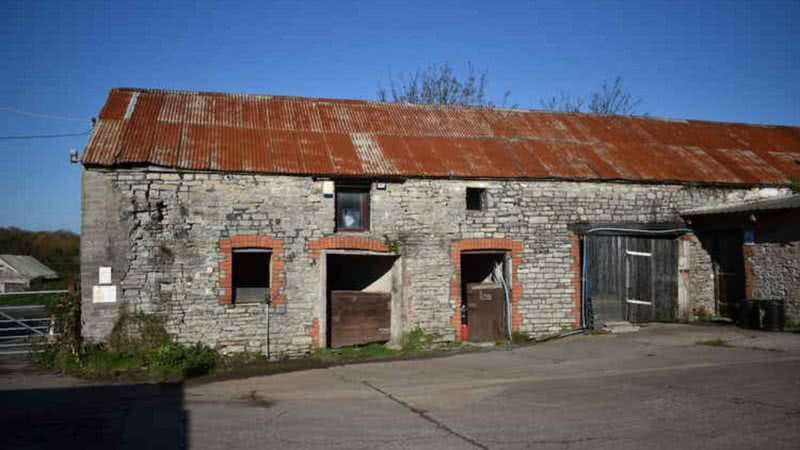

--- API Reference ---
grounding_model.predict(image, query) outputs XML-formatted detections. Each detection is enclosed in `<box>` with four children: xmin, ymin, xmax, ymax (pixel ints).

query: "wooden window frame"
<box><xmin>335</xmin><ymin>183</ymin><xmax>371</xmax><ymax>232</ymax></box>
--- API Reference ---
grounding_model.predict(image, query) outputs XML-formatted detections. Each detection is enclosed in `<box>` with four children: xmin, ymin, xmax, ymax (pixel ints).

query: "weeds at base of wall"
<box><xmin>691</xmin><ymin>306</ymin><xmax>713</xmax><ymax>322</ymax></box>
<box><xmin>33</xmin><ymin>291</ymin><xmax>219</xmax><ymax>381</ymax></box>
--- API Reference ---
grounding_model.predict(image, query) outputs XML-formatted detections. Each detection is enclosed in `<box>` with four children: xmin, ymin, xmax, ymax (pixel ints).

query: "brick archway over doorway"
<box><xmin>451</xmin><ymin>238</ymin><xmax>523</xmax><ymax>340</ymax></box>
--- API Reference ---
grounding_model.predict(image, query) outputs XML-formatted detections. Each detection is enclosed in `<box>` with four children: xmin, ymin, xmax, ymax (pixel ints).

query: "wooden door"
<box><xmin>586</xmin><ymin>235</ymin><xmax>678</xmax><ymax>325</ymax></box>
<box><xmin>466</xmin><ymin>284</ymin><xmax>505</xmax><ymax>342</ymax></box>
<box><xmin>330</xmin><ymin>291</ymin><xmax>391</xmax><ymax>348</ymax></box>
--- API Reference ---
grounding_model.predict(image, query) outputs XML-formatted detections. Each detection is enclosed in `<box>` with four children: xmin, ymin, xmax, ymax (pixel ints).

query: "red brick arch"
<box><xmin>308</xmin><ymin>236</ymin><xmax>390</xmax><ymax>258</ymax></box>
<box><xmin>307</xmin><ymin>235</ymin><xmax>393</xmax><ymax>348</ymax></box>
<box><xmin>451</xmin><ymin>238</ymin><xmax>524</xmax><ymax>339</ymax></box>
<box><xmin>219</xmin><ymin>235</ymin><xmax>286</xmax><ymax>305</ymax></box>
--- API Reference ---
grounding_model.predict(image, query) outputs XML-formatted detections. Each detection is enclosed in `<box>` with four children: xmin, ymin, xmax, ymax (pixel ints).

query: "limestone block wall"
<box><xmin>748</xmin><ymin>242</ymin><xmax>800</xmax><ymax>324</ymax></box>
<box><xmin>81</xmin><ymin>167</ymin><xmax>781</xmax><ymax>356</ymax></box>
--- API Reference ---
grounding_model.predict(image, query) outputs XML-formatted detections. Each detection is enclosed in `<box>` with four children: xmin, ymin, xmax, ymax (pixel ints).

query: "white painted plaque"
<box><xmin>92</xmin><ymin>285</ymin><xmax>117</xmax><ymax>303</ymax></box>
<box><xmin>99</xmin><ymin>267</ymin><xmax>112</xmax><ymax>285</ymax></box>
<box><xmin>322</xmin><ymin>180</ymin><xmax>335</xmax><ymax>197</ymax></box>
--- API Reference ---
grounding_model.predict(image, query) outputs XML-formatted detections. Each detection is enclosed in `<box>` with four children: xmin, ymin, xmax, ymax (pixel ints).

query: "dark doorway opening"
<box><xmin>707</xmin><ymin>231</ymin><xmax>745</xmax><ymax>319</ymax></box>
<box><xmin>461</xmin><ymin>252</ymin><xmax>509</xmax><ymax>342</ymax></box>
<box><xmin>326</xmin><ymin>254</ymin><xmax>396</xmax><ymax>348</ymax></box>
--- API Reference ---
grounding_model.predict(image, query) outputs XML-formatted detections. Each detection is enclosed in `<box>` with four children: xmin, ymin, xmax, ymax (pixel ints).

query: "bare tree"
<box><xmin>377</xmin><ymin>62</ymin><xmax>513</xmax><ymax>107</ymax></box>
<box><xmin>541</xmin><ymin>76</ymin><xmax>643</xmax><ymax>115</ymax></box>
<box><xmin>540</xmin><ymin>91</ymin><xmax>583</xmax><ymax>113</ymax></box>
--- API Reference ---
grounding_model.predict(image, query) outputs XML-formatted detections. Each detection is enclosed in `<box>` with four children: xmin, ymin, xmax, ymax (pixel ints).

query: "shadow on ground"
<box><xmin>0</xmin><ymin>382</ymin><xmax>187</xmax><ymax>450</ymax></box>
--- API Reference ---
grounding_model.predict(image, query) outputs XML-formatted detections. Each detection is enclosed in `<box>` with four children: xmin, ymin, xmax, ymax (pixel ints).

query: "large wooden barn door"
<box><xmin>586</xmin><ymin>235</ymin><xmax>678</xmax><ymax>327</ymax></box>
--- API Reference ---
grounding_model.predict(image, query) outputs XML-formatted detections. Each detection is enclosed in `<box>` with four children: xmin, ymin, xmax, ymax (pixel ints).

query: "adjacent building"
<box><xmin>79</xmin><ymin>88</ymin><xmax>800</xmax><ymax>356</ymax></box>
<box><xmin>0</xmin><ymin>255</ymin><xmax>59</xmax><ymax>293</ymax></box>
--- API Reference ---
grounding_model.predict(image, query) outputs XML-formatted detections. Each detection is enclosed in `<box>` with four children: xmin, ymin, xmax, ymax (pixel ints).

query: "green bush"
<box><xmin>82</xmin><ymin>344</ymin><xmax>146</xmax><ymax>378</ymax></box>
<box><xmin>33</xmin><ymin>283</ymin><xmax>82</xmax><ymax>371</ymax></box>
<box><xmin>510</xmin><ymin>331</ymin><xmax>530</xmax><ymax>344</ymax></box>
<box><xmin>150</xmin><ymin>342</ymin><xmax>218</xmax><ymax>378</ymax></box>
<box><xmin>400</xmin><ymin>327</ymin><xmax>436</xmax><ymax>353</ymax></box>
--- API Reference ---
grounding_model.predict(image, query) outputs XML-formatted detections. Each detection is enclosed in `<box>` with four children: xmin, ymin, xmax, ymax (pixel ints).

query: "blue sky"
<box><xmin>1</xmin><ymin>0</ymin><xmax>798</xmax><ymax>232</ymax></box>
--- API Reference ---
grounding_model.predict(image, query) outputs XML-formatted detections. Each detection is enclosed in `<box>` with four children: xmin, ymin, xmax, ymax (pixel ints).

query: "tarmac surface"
<box><xmin>2</xmin><ymin>323</ymin><xmax>800</xmax><ymax>449</ymax></box>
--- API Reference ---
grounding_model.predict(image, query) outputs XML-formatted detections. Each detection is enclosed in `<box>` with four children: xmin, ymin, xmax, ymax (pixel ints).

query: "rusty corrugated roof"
<box><xmin>82</xmin><ymin>88</ymin><xmax>800</xmax><ymax>185</ymax></box>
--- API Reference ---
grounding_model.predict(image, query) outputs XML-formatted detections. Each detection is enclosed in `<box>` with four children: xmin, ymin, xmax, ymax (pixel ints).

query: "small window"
<box><xmin>466</xmin><ymin>187</ymin><xmax>486</xmax><ymax>211</ymax></box>
<box><xmin>336</xmin><ymin>183</ymin><xmax>370</xmax><ymax>231</ymax></box>
<box><xmin>232</xmin><ymin>249</ymin><xmax>271</xmax><ymax>303</ymax></box>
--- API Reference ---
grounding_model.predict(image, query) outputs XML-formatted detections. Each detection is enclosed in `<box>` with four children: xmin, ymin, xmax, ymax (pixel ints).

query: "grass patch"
<box><xmin>313</xmin><ymin>343</ymin><xmax>400</xmax><ymax>363</ymax></box>
<box><xmin>696</xmin><ymin>338</ymin><xmax>731</xmax><ymax>347</ymax></box>
<box><xmin>38</xmin><ymin>318</ymin><xmax>478</xmax><ymax>383</ymax></box>
<box><xmin>0</xmin><ymin>293</ymin><xmax>60</xmax><ymax>306</ymax></box>
<box><xmin>400</xmin><ymin>327</ymin><xmax>435</xmax><ymax>353</ymax></box>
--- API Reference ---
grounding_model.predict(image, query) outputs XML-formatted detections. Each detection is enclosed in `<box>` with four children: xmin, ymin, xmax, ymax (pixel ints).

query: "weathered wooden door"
<box><xmin>586</xmin><ymin>235</ymin><xmax>678</xmax><ymax>326</ymax></box>
<box><xmin>329</xmin><ymin>291</ymin><xmax>391</xmax><ymax>348</ymax></box>
<box><xmin>466</xmin><ymin>284</ymin><xmax>505</xmax><ymax>342</ymax></box>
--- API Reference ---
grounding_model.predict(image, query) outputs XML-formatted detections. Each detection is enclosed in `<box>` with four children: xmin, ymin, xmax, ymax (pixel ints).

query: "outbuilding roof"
<box><xmin>681</xmin><ymin>194</ymin><xmax>800</xmax><ymax>216</ymax></box>
<box><xmin>82</xmin><ymin>88</ymin><xmax>800</xmax><ymax>186</ymax></box>
<box><xmin>0</xmin><ymin>255</ymin><xmax>59</xmax><ymax>280</ymax></box>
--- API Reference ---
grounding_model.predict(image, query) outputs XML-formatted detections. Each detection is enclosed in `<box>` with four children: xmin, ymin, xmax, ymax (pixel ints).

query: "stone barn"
<box><xmin>80</xmin><ymin>88</ymin><xmax>800</xmax><ymax>356</ymax></box>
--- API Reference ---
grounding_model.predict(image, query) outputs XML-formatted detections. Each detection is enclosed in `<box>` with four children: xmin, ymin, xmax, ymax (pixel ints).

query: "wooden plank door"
<box><xmin>466</xmin><ymin>284</ymin><xmax>505</xmax><ymax>342</ymax></box>
<box><xmin>625</xmin><ymin>237</ymin><xmax>678</xmax><ymax>323</ymax></box>
<box><xmin>330</xmin><ymin>291</ymin><xmax>391</xmax><ymax>348</ymax></box>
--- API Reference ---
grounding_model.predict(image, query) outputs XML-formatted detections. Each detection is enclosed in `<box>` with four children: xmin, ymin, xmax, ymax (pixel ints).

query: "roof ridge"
<box><xmin>108</xmin><ymin>88</ymin><xmax>799</xmax><ymax>129</ymax></box>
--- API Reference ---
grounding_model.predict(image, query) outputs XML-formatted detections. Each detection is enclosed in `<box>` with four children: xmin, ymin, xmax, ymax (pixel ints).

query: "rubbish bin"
<box><xmin>736</xmin><ymin>300</ymin><xmax>760</xmax><ymax>330</ymax></box>
<box><xmin>762</xmin><ymin>299</ymin><xmax>785</xmax><ymax>332</ymax></box>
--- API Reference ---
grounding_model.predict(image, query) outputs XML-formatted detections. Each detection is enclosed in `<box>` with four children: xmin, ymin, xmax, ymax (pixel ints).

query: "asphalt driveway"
<box><xmin>3</xmin><ymin>324</ymin><xmax>800</xmax><ymax>449</ymax></box>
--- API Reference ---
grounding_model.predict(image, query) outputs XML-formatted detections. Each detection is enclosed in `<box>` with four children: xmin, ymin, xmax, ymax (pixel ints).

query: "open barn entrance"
<box><xmin>461</xmin><ymin>251</ymin><xmax>511</xmax><ymax>342</ymax></box>
<box><xmin>325</xmin><ymin>254</ymin><xmax>398</xmax><ymax>348</ymax></box>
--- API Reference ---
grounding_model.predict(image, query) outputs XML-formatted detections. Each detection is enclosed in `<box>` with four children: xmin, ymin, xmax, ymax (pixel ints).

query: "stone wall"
<box><xmin>81</xmin><ymin>167</ymin><xmax>785</xmax><ymax>356</ymax></box>
<box><xmin>682</xmin><ymin>234</ymin><xmax>716</xmax><ymax>320</ymax></box>
<box><xmin>747</xmin><ymin>212</ymin><xmax>800</xmax><ymax>324</ymax></box>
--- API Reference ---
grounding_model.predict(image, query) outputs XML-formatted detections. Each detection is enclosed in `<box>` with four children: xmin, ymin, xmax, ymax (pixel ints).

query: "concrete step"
<box><xmin>602</xmin><ymin>321</ymin><xmax>640</xmax><ymax>334</ymax></box>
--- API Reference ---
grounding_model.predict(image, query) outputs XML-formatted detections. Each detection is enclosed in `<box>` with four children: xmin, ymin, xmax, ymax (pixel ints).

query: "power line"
<box><xmin>0</xmin><ymin>130</ymin><xmax>91</xmax><ymax>140</ymax></box>
<box><xmin>0</xmin><ymin>106</ymin><xmax>88</xmax><ymax>122</ymax></box>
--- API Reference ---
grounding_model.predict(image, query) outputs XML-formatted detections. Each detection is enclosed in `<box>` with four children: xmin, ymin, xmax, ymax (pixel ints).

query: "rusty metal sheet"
<box><xmin>323</xmin><ymin>132</ymin><xmax>362</xmax><ymax>176</ymax></box>
<box><xmin>295</xmin><ymin>131</ymin><xmax>335</xmax><ymax>175</ymax></box>
<box><xmin>402</xmin><ymin>135</ymin><xmax>448</xmax><ymax>177</ymax></box>
<box><xmin>82</xmin><ymin>88</ymin><xmax>800</xmax><ymax>185</ymax></box>
<box><xmin>372</xmin><ymin>135</ymin><xmax>423</xmax><ymax>175</ymax></box>
<box><xmin>712</xmin><ymin>148</ymin><xmax>788</xmax><ymax>184</ymax></box>
<box><xmin>766</xmin><ymin>152</ymin><xmax>800</xmax><ymax>178</ymax></box>
<box><xmin>98</xmin><ymin>91</ymin><xmax>133</xmax><ymax>120</ymax></box>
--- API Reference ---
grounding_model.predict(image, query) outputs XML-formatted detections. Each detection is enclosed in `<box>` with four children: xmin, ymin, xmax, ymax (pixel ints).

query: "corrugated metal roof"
<box><xmin>681</xmin><ymin>194</ymin><xmax>800</xmax><ymax>216</ymax></box>
<box><xmin>82</xmin><ymin>88</ymin><xmax>800</xmax><ymax>186</ymax></box>
<box><xmin>0</xmin><ymin>255</ymin><xmax>59</xmax><ymax>280</ymax></box>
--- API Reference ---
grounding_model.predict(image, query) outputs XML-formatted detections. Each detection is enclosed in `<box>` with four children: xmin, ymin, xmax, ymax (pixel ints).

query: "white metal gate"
<box><xmin>0</xmin><ymin>305</ymin><xmax>52</xmax><ymax>355</ymax></box>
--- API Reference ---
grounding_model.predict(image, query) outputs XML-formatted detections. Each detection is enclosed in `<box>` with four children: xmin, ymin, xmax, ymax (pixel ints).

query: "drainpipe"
<box><xmin>265</xmin><ymin>294</ymin><xmax>272</xmax><ymax>360</ymax></box>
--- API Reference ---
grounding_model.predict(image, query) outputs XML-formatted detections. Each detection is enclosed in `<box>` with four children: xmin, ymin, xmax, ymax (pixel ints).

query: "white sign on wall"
<box><xmin>92</xmin><ymin>285</ymin><xmax>117</xmax><ymax>303</ymax></box>
<box><xmin>99</xmin><ymin>267</ymin><xmax>112</xmax><ymax>285</ymax></box>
